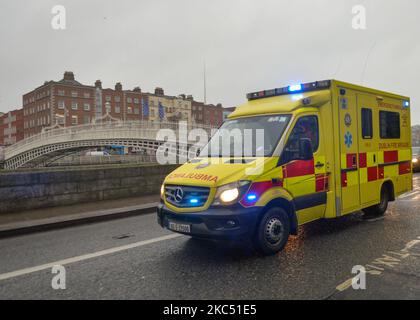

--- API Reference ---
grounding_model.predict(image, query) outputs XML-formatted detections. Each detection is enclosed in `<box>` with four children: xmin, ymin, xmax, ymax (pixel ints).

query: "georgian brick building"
<box><xmin>16</xmin><ymin>71</ymin><xmax>225</xmax><ymax>143</ymax></box>
<box><xmin>0</xmin><ymin>109</ymin><xmax>24</xmax><ymax>146</ymax></box>
<box><xmin>192</xmin><ymin>100</ymin><xmax>223</xmax><ymax>127</ymax></box>
<box><xmin>23</xmin><ymin>71</ymin><xmax>97</xmax><ymax>137</ymax></box>
<box><xmin>22</xmin><ymin>71</ymin><xmax>149</xmax><ymax>138</ymax></box>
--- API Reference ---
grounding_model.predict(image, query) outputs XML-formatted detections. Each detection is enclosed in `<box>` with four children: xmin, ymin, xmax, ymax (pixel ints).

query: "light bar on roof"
<box><xmin>288</xmin><ymin>84</ymin><xmax>302</xmax><ymax>92</ymax></box>
<box><xmin>246</xmin><ymin>80</ymin><xmax>331</xmax><ymax>101</ymax></box>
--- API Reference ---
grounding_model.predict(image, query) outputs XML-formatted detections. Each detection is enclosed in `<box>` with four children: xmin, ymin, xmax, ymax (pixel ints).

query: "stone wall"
<box><xmin>0</xmin><ymin>164</ymin><xmax>178</xmax><ymax>214</ymax></box>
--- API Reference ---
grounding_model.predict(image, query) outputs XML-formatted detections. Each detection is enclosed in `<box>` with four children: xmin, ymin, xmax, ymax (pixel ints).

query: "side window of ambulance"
<box><xmin>379</xmin><ymin>111</ymin><xmax>400</xmax><ymax>139</ymax></box>
<box><xmin>281</xmin><ymin>116</ymin><xmax>319</xmax><ymax>163</ymax></box>
<box><xmin>361</xmin><ymin>108</ymin><xmax>373</xmax><ymax>139</ymax></box>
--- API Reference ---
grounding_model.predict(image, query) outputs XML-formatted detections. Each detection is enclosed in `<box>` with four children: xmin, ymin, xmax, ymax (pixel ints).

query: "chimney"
<box><xmin>115</xmin><ymin>82</ymin><xmax>122</xmax><ymax>91</ymax></box>
<box><xmin>95</xmin><ymin>80</ymin><xmax>102</xmax><ymax>89</ymax></box>
<box><xmin>186</xmin><ymin>95</ymin><xmax>193</xmax><ymax>101</ymax></box>
<box><xmin>63</xmin><ymin>71</ymin><xmax>75</xmax><ymax>81</ymax></box>
<box><xmin>154</xmin><ymin>87</ymin><xmax>164</xmax><ymax>95</ymax></box>
<box><xmin>178</xmin><ymin>94</ymin><xmax>186</xmax><ymax>99</ymax></box>
<box><xmin>133</xmin><ymin>86</ymin><xmax>141</xmax><ymax>93</ymax></box>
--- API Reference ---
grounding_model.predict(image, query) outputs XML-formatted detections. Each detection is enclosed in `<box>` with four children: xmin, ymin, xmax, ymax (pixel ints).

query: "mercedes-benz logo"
<box><xmin>174</xmin><ymin>187</ymin><xmax>184</xmax><ymax>203</ymax></box>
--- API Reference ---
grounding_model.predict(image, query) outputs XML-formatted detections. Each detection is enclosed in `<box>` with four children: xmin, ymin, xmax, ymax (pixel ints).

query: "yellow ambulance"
<box><xmin>157</xmin><ymin>80</ymin><xmax>412</xmax><ymax>255</ymax></box>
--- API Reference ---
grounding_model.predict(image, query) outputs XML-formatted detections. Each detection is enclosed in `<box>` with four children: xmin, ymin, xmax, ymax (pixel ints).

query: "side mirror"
<box><xmin>299</xmin><ymin>138</ymin><xmax>313</xmax><ymax>160</ymax></box>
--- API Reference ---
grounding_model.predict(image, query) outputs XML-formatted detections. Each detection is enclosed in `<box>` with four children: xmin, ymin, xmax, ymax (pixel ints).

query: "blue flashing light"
<box><xmin>189</xmin><ymin>198</ymin><xmax>199</xmax><ymax>204</ymax></box>
<box><xmin>291</xmin><ymin>94</ymin><xmax>304</xmax><ymax>101</ymax></box>
<box><xmin>403</xmin><ymin>101</ymin><xmax>410</xmax><ymax>108</ymax></box>
<box><xmin>288</xmin><ymin>84</ymin><xmax>302</xmax><ymax>92</ymax></box>
<box><xmin>246</xmin><ymin>194</ymin><xmax>257</xmax><ymax>201</ymax></box>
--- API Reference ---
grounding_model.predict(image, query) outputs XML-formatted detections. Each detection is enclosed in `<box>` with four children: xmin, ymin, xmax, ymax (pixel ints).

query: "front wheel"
<box><xmin>254</xmin><ymin>207</ymin><xmax>290</xmax><ymax>255</ymax></box>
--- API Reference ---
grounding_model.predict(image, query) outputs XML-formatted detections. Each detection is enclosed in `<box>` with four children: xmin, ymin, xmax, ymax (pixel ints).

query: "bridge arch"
<box><xmin>2</xmin><ymin>121</ymin><xmax>213</xmax><ymax>170</ymax></box>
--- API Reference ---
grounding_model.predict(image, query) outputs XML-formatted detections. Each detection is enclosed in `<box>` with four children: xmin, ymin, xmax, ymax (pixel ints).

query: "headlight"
<box><xmin>220</xmin><ymin>188</ymin><xmax>239</xmax><ymax>203</ymax></box>
<box><xmin>413</xmin><ymin>158</ymin><xmax>419</xmax><ymax>164</ymax></box>
<box><xmin>160</xmin><ymin>184</ymin><xmax>165</xmax><ymax>199</ymax></box>
<box><xmin>213</xmin><ymin>181</ymin><xmax>250</xmax><ymax>206</ymax></box>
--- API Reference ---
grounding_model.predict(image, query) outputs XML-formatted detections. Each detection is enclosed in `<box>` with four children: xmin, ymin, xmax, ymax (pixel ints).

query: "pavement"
<box><xmin>0</xmin><ymin>174</ymin><xmax>419</xmax><ymax>299</ymax></box>
<box><xmin>0</xmin><ymin>195</ymin><xmax>159</xmax><ymax>236</ymax></box>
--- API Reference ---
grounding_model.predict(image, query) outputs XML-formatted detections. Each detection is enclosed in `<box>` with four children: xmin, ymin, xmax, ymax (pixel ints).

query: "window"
<box><xmin>84</xmin><ymin>103</ymin><xmax>90</xmax><ymax>111</ymax></box>
<box><xmin>134</xmin><ymin>108</ymin><xmax>139</xmax><ymax>115</ymax></box>
<box><xmin>361</xmin><ymin>108</ymin><xmax>373</xmax><ymax>139</ymax></box>
<box><xmin>115</xmin><ymin>105</ymin><xmax>121</xmax><ymax>113</ymax></box>
<box><xmin>58</xmin><ymin>90</ymin><xmax>65</xmax><ymax>96</ymax></box>
<box><xmin>83</xmin><ymin>115</ymin><xmax>90</xmax><ymax>124</ymax></box>
<box><xmin>71</xmin><ymin>91</ymin><xmax>78</xmax><ymax>97</ymax></box>
<box><xmin>105</xmin><ymin>96</ymin><xmax>111</xmax><ymax>102</ymax></box>
<box><xmin>115</xmin><ymin>96</ymin><xmax>121</xmax><ymax>102</ymax></box>
<box><xmin>134</xmin><ymin>98</ymin><xmax>139</xmax><ymax>104</ymax></box>
<box><xmin>57</xmin><ymin>116</ymin><xmax>64</xmax><ymax>125</ymax></box>
<box><xmin>71</xmin><ymin>116</ymin><xmax>78</xmax><ymax>125</ymax></box>
<box><xmin>127</xmin><ymin>97</ymin><xmax>132</xmax><ymax>103</ymax></box>
<box><xmin>84</xmin><ymin>92</ymin><xmax>90</xmax><ymax>98</ymax></box>
<box><xmin>127</xmin><ymin>107</ymin><xmax>133</xmax><ymax>114</ymax></box>
<box><xmin>201</xmin><ymin>115</ymin><xmax>291</xmax><ymax>157</ymax></box>
<box><xmin>281</xmin><ymin>115</ymin><xmax>319</xmax><ymax>164</ymax></box>
<box><xmin>58</xmin><ymin>101</ymin><xmax>65</xmax><ymax>109</ymax></box>
<box><xmin>380</xmin><ymin>111</ymin><xmax>400</xmax><ymax>139</ymax></box>
<box><xmin>71</xmin><ymin>102</ymin><xmax>78</xmax><ymax>110</ymax></box>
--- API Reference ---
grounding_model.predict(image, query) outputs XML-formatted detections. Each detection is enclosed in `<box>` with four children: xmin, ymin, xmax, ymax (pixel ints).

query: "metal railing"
<box><xmin>2</xmin><ymin>120</ymin><xmax>216</xmax><ymax>169</ymax></box>
<box><xmin>5</xmin><ymin>121</ymin><xmax>216</xmax><ymax>159</ymax></box>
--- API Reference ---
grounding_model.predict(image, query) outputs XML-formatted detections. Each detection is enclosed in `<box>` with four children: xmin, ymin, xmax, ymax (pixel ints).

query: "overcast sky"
<box><xmin>1</xmin><ymin>0</ymin><xmax>419</xmax><ymax>124</ymax></box>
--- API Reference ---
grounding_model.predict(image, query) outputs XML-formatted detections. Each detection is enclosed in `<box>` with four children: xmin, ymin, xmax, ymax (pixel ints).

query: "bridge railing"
<box><xmin>4</xmin><ymin>121</ymin><xmax>217</xmax><ymax>159</ymax></box>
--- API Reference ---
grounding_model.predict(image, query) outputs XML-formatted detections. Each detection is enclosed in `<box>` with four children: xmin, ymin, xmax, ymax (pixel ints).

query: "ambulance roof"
<box><xmin>230</xmin><ymin>80</ymin><xmax>410</xmax><ymax>119</ymax></box>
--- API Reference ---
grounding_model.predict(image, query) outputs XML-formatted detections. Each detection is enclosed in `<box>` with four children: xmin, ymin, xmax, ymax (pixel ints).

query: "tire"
<box><xmin>363</xmin><ymin>184</ymin><xmax>389</xmax><ymax>217</ymax></box>
<box><xmin>254</xmin><ymin>207</ymin><xmax>290</xmax><ymax>255</ymax></box>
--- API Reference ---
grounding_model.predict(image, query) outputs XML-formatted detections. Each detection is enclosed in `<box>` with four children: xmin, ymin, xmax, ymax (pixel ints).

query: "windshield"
<box><xmin>413</xmin><ymin>147</ymin><xmax>420</xmax><ymax>156</ymax></box>
<box><xmin>199</xmin><ymin>115</ymin><xmax>291</xmax><ymax>157</ymax></box>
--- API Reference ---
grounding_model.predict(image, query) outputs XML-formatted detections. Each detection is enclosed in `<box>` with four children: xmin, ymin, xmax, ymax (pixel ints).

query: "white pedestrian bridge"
<box><xmin>1</xmin><ymin>121</ymin><xmax>215</xmax><ymax>170</ymax></box>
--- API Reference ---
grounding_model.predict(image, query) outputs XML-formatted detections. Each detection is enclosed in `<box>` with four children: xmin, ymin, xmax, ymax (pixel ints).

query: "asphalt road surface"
<box><xmin>1</xmin><ymin>174</ymin><xmax>419</xmax><ymax>300</ymax></box>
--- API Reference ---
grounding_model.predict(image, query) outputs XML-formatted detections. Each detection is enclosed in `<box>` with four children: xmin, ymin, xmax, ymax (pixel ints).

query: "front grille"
<box><xmin>165</xmin><ymin>185</ymin><xmax>210</xmax><ymax>208</ymax></box>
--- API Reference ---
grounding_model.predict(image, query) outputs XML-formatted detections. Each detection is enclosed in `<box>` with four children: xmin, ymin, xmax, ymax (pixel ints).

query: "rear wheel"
<box><xmin>254</xmin><ymin>207</ymin><xmax>290</xmax><ymax>255</ymax></box>
<box><xmin>363</xmin><ymin>184</ymin><xmax>389</xmax><ymax>217</ymax></box>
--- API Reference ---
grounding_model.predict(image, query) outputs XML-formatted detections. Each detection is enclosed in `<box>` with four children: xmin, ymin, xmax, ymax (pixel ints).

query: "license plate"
<box><xmin>168</xmin><ymin>221</ymin><xmax>191</xmax><ymax>233</ymax></box>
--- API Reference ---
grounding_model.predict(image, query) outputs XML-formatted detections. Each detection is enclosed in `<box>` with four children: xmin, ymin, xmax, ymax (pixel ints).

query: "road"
<box><xmin>0</xmin><ymin>174</ymin><xmax>419</xmax><ymax>299</ymax></box>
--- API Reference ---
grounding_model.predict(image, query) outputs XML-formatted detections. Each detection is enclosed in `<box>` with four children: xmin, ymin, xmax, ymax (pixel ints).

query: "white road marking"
<box><xmin>398</xmin><ymin>191</ymin><xmax>419</xmax><ymax>199</ymax></box>
<box><xmin>336</xmin><ymin>278</ymin><xmax>353</xmax><ymax>292</ymax></box>
<box><xmin>335</xmin><ymin>236</ymin><xmax>420</xmax><ymax>294</ymax></box>
<box><xmin>0</xmin><ymin>233</ymin><xmax>182</xmax><ymax>282</ymax></box>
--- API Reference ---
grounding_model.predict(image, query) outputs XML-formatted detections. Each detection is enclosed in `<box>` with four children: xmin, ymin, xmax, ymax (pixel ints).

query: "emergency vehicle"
<box><xmin>157</xmin><ymin>80</ymin><xmax>412</xmax><ymax>255</ymax></box>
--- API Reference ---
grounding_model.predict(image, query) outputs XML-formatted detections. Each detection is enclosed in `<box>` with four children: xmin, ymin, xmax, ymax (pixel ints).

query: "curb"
<box><xmin>0</xmin><ymin>202</ymin><xmax>159</xmax><ymax>238</ymax></box>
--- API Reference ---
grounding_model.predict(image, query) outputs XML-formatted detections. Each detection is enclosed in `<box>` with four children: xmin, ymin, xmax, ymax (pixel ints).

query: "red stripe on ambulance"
<box><xmin>315</xmin><ymin>174</ymin><xmax>329</xmax><ymax>192</ymax></box>
<box><xmin>346</xmin><ymin>153</ymin><xmax>357</xmax><ymax>169</ymax></box>
<box><xmin>367</xmin><ymin>167</ymin><xmax>378</xmax><ymax>182</ymax></box>
<box><xmin>359</xmin><ymin>153</ymin><xmax>367</xmax><ymax>168</ymax></box>
<box><xmin>282</xmin><ymin>159</ymin><xmax>315</xmax><ymax>178</ymax></box>
<box><xmin>399</xmin><ymin>161</ymin><xmax>412</xmax><ymax>175</ymax></box>
<box><xmin>384</xmin><ymin>150</ymin><xmax>398</xmax><ymax>163</ymax></box>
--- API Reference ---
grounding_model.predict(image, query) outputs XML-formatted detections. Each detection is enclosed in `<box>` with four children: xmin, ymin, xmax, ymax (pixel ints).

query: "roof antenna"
<box><xmin>203</xmin><ymin>60</ymin><xmax>207</xmax><ymax>104</ymax></box>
